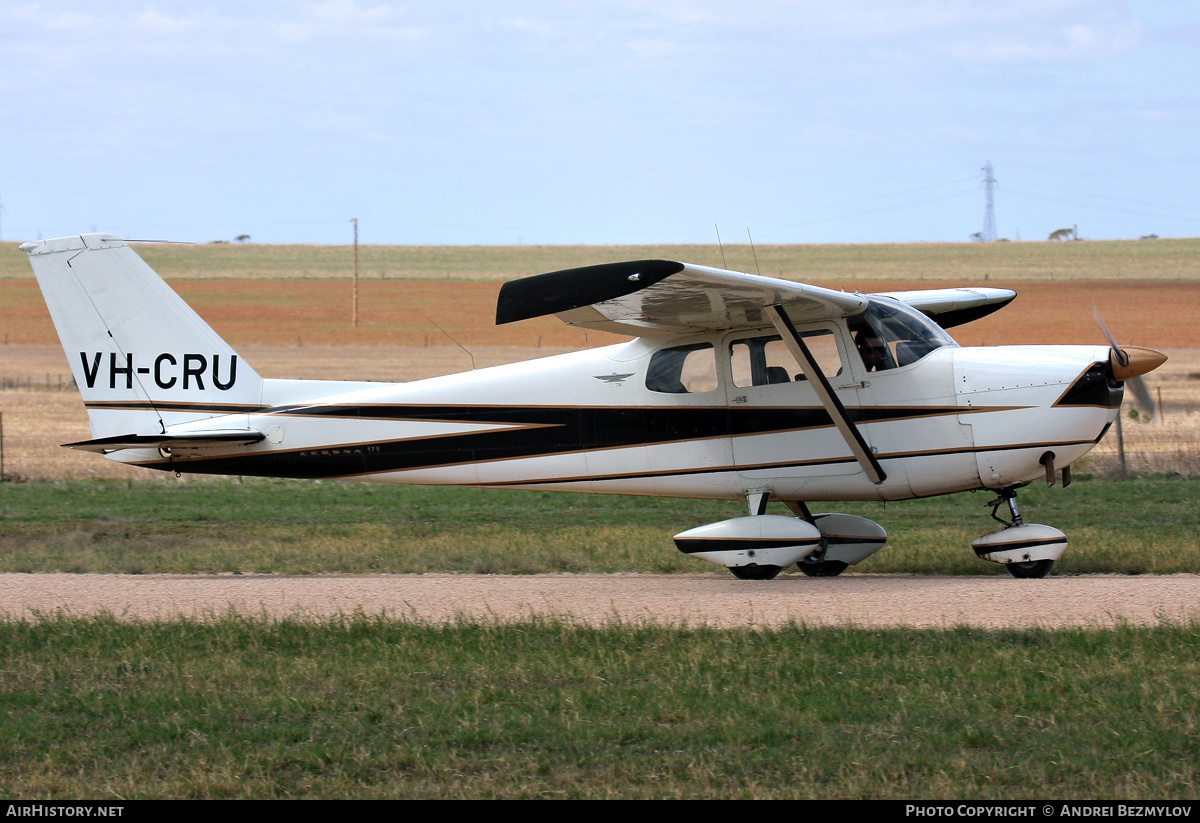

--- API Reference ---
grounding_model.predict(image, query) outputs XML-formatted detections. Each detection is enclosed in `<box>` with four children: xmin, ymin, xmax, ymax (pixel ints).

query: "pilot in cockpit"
<box><xmin>855</xmin><ymin>330</ymin><xmax>890</xmax><ymax>371</ymax></box>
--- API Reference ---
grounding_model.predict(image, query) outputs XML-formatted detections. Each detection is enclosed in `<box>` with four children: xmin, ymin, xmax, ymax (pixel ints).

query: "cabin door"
<box><xmin>723</xmin><ymin>327</ymin><xmax>863</xmax><ymax>491</ymax></box>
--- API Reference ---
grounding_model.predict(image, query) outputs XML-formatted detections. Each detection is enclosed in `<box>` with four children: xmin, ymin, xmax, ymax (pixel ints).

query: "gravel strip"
<box><xmin>3</xmin><ymin>573</ymin><xmax>1198</xmax><ymax>628</ymax></box>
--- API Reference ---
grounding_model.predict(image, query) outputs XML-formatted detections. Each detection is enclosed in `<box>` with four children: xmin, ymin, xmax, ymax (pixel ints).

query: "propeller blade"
<box><xmin>1127</xmin><ymin>375</ymin><xmax>1157</xmax><ymax>420</ymax></box>
<box><xmin>1093</xmin><ymin>305</ymin><xmax>1127</xmax><ymax>367</ymax></box>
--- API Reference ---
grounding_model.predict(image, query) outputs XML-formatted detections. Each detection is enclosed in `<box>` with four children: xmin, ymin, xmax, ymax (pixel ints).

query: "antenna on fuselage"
<box><xmin>747</xmin><ymin>228</ymin><xmax>761</xmax><ymax>276</ymax></box>
<box><xmin>714</xmin><ymin>224</ymin><xmax>727</xmax><ymax>269</ymax></box>
<box><xmin>419</xmin><ymin>311</ymin><xmax>476</xmax><ymax>371</ymax></box>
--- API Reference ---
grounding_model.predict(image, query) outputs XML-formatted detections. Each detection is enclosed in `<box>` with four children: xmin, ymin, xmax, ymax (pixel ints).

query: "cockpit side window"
<box><xmin>848</xmin><ymin>299</ymin><xmax>955</xmax><ymax>371</ymax></box>
<box><xmin>646</xmin><ymin>343</ymin><xmax>718</xmax><ymax>394</ymax></box>
<box><xmin>729</xmin><ymin>329</ymin><xmax>845</xmax><ymax>388</ymax></box>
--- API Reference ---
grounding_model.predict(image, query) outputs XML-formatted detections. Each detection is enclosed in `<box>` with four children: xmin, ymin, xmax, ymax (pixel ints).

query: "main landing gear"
<box><xmin>672</xmin><ymin>494</ymin><xmax>888</xmax><ymax>580</ymax></box>
<box><xmin>730</xmin><ymin>564</ymin><xmax>784</xmax><ymax>581</ymax></box>
<box><xmin>796</xmin><ymin>559</ymin><xmax>850</xmax><ymax>578</ymax></box>
<box><xmin>970</xmin><ymin>486</ymin><xmax>1067</xmax><ymax>579</ymax></box>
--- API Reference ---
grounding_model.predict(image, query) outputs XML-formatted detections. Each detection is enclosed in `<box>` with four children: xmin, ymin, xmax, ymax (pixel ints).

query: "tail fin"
<box><xmin>21</xmin><ymin>234</ymin><xmax>264</xmax><ymax>440</ymax></box>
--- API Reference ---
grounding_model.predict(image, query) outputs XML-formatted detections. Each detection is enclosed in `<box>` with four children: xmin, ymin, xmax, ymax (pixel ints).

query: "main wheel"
<box><xmin>730</xmin><ymin>564</ymin><xmax>783</xmax><ymax>580</ymax></box>
<box><xmin>1006</xmin><ymin>559</ymin><xmax>1054</xmax><ymax>579</ymax></box>
<box><xmin>797</xmin><ymin>560</ymin><xmax>849</xmax><ymax>577</ymax></box>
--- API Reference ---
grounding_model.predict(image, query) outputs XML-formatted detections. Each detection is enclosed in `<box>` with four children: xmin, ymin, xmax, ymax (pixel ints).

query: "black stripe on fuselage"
<box><xmin>141</xmin><ymin>404</ymin><xmax>836</xmax><ymax>477</ymax></box>
<box><xmin>133</xmin><ymin>403</ymin><xmax>1016</xmax><ymax>480</ymax></box>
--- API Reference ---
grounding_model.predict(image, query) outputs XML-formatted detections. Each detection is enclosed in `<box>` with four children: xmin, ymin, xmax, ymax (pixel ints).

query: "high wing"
<box><xmin>496</xmin><ymin>260</ymin><xmax>869</xmax><ymax>336</ymax></box>
<box><xmin>496</xmin><ymin>260</ymin><xmax>1015</xmax><ymax>335</ymax></box>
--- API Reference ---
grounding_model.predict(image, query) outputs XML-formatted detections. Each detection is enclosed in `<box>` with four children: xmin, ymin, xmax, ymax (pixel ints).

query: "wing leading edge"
<box><xmin>496</xmin><ymin>260</ymin><xmax>1014</xmax><ymax>335</ymax></box>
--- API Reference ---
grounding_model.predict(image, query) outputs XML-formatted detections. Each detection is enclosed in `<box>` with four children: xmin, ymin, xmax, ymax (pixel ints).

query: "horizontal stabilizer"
<box><xmin>64</xmin><ymin>429</ymin><xmax>265</xmax><ymax>453</ymax></box>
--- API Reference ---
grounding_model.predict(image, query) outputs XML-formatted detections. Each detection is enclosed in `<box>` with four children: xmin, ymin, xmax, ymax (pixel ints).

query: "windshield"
<box><xmin>847</xmin><ymin>298</ymin><xmax>956</xmax><ymax>371</ymax></box>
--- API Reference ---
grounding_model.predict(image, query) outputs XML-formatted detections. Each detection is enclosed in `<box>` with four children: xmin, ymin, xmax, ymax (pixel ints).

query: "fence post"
<box><xmin>1116</xmin><ymin>412</ymin><xmax>1127</xmax><ymax>476</ymax></box>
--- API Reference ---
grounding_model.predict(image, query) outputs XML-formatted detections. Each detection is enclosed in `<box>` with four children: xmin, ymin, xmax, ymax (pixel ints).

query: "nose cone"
<box><xmin>1110</xmin><ymin>346</ymin><xmax>1167</xmax><ymax>382</ymax></box>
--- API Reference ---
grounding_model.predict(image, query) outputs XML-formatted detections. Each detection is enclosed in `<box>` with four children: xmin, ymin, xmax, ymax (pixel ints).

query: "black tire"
<box><xmin>1006</xmin><ymin>559</ymin><xmax>1054</xmax><ymax>579</ymax></box>
<box><xmin>730</xmin><ymin>564</ymin><xmax>783</xmax><ymax>580</ymax></box>
<box><xmin>797</xmin><ymin>560</ymin><xmax>849</xmax><ymax>577</ymax></box>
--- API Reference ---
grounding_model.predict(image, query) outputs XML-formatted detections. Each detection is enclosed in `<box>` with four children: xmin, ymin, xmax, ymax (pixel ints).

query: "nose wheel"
<box><xmin>972</xmin><ymin>486</ymin><xmax>1066</xmax><ymax>579</ymax></box>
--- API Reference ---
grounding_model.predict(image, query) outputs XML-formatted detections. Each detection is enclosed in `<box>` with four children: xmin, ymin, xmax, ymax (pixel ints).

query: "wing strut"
<box><xmin>766</xmin><ymin>305</ymin><xmax>887</xmax><ymax>484</ymax></box>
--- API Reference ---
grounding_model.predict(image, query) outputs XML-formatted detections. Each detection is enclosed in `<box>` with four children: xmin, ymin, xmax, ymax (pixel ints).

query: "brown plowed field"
<box><xmin>0</xmin><ymin>278</ymin><xmax>1194</xmax><ymax>349</ymax></box>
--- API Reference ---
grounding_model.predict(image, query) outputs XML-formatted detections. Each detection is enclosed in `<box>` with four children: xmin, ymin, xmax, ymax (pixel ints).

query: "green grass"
<box><xmin>1</xmin><ymin>475</ymin><xmax>1197</xmax><ymax>575</ymax></box>
<box><xmin>1</xmin><ymin>614</ymin><xmax>1197</xmax><ymax>799</ymax></box>
<box><xmin>5</xmin><ymin>237</ymin><xmax>1199</xmax><ymax>282</ymax></box>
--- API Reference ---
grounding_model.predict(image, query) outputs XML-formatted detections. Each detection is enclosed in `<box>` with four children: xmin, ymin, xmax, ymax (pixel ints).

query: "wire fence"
<box><xmin>0</xmin><ymin>375</ymin><xmax>76</xmax><ymax>391</ymax></box>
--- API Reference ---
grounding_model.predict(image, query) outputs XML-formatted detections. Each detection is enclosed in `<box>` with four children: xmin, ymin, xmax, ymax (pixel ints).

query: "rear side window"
<box><xmin>646</xmin><ymin>343</ymin><xmax>718</xmax><ymax>394</ymax></box>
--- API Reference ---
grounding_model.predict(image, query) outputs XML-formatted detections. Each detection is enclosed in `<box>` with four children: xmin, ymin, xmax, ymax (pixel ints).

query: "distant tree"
<box><xmin>1047</xmin><ymin>228</ymin><xmax>1076</xmax><ymax>242</ymax></box>
<box><xmin>1140</xmin><ymin>234</ymin><xmax>1159</xmax><ymax>240</ymax></box>
<box><xmin>969</xmin><ymin>232</ymin><xmax>982</xmax><ymax>241</ymax></box>
<box><xmin>235</xmin><ymin>234</ymin><xmax>251</xmax><ymax>243</ymax></box>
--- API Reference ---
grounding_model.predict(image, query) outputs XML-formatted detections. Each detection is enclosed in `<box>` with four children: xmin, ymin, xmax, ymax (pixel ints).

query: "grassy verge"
<box><xmin>1</xmin><ymin>475</ymin><xmax>1197</xmax><ymax>575</ymax></box>
<box><xmin>1</xmin><ymin>614</ymin><xmax>1196</xmax><ymax>799</ymax></box>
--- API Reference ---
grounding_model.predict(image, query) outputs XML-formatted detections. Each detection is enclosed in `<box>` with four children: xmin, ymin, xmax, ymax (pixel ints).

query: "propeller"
<box><xmin>1093</xmin><ymin>306</ymin><xmax>1167</xmax><ymax>420</ymax></box>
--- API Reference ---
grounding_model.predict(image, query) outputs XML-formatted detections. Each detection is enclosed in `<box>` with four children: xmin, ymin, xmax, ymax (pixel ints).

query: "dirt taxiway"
<box><xmin>3</xmin><ymin>572</ymin><xmax>1199</xmax><ymax>628</ymax></box>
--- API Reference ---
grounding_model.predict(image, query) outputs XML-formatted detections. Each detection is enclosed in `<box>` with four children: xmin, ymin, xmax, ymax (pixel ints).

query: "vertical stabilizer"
<box><xmin>22</xmin><ymin>234</ymin><xmax>263</xmax><ymax>439</ymax></box>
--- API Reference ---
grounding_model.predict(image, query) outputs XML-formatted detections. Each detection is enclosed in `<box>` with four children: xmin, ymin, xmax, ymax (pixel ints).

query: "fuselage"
<box><xmin>116</xmin><ymin>326</ymin><xmax>1120</xmax><ymax>505</ymax></box>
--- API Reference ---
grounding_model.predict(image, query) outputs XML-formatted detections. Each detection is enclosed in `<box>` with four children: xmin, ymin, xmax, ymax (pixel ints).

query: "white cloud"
<box><xmin>133</xmin><ymin>8</ymin><xmax>196</xmax><ymax>34</ymax></box>
<box><xmin>944</xmin><ymin>18</ymin><xmax>1146</xmax><ymax>63</ymax></box>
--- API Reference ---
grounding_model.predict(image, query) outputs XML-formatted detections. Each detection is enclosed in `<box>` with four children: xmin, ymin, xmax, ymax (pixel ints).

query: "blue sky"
<box><xmin>2</xmin><ymin>1</ymin><xmax>1197</xmax><ymax>245</ymax></box>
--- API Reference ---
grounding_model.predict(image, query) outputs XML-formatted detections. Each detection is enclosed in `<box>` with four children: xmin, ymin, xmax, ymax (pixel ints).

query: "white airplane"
<box><xmin>22</xmin><ymin>234</ymin><xmax>1166</xmax><ymax>579</ymax></box>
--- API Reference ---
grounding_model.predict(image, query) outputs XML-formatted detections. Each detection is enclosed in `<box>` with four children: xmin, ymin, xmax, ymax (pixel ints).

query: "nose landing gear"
<box><xmin>971</xmin><ymin>486</ymin><xmax>1067</xmax><ymax>579</ymax></box>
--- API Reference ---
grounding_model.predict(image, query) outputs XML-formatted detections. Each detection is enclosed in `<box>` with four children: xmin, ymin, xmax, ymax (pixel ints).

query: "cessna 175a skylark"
<box><xmin>23</xmin><ymin>234</ymin><xmax>1166</xmax><ymax>579</ymax></box>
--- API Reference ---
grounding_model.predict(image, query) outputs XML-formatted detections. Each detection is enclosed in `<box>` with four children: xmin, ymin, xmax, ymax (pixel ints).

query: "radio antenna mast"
<box><xmin>981</xmin><ymin>161</ymin><xmax>997</xmax><ymax>242</ymax></box>
<box><xmin>714</xmin><ymin>224</ymin><xmax>727</xmax><ymax>269</ymax></box>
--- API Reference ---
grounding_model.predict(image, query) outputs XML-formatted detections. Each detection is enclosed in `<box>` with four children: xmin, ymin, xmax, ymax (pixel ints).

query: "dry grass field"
<box><xmin>1</xmin><ymin>239</ymin><xmax>1197</xmax><ymax>480</ymax></box>
<box><xmin>4</xmin><ymin>237</ymin><xmax>1199</xmax><ymax>282</ymax></box>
